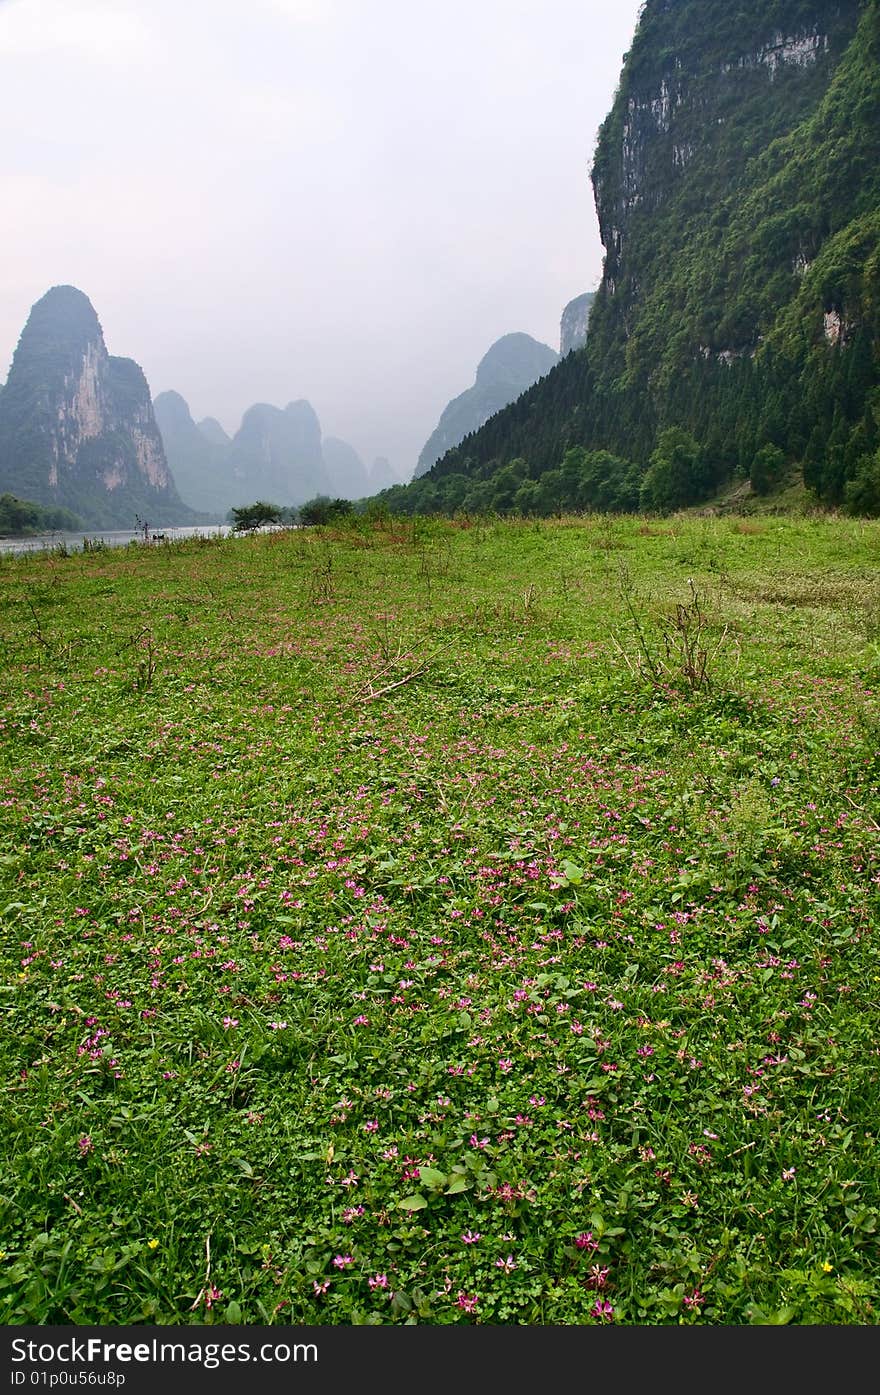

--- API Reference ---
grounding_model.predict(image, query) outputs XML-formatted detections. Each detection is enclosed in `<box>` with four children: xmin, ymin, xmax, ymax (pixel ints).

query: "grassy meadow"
<box><xmin>1</xmin><ymin>512</ymin><xmax>879</xmax><ymax>1325</ymax></box>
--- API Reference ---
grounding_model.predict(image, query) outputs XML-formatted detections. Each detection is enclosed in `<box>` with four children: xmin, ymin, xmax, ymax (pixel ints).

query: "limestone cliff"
<box><xmin>0</xmin><ymin>286</ymin><xmax>190</xmax><ymax>527</ymax></box>
<box><xmin>560</xmin><ymin>293</ymin><xmax>595</xmax><ymax>355</ymax></box>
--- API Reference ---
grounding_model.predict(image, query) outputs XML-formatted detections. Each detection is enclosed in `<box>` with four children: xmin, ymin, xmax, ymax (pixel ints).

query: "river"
<box><xmin>0</xmin><ymin>524</ymin><xmax>234</xmax><ymax>556</ymax></box>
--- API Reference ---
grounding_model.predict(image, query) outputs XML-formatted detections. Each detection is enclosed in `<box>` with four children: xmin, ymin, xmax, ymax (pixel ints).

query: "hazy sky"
<box><xmin>0</xmin><ymin>0</ymin><xmax>642</xmax><ymax>476</ymax></box>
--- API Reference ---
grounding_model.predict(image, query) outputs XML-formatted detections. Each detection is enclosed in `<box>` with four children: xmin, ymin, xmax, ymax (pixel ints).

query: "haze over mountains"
<box><xmin>152</xmin><ymin>390</ymin><xmax>403</xmax><ymax>517</ymax></box>
<box><xmin>413</xmin><ymin>332</ymin><xmax>561</xmax><ymax>479</ymax></box>
<box><xmin>0</xmin><ymin>282</ymin><xmax>591</xmax><ymax>526</ymax></box>
<box><xmin>0</xmin><ymin>282</ymin><xmax>413</xmax><ymax>526</ymax></box>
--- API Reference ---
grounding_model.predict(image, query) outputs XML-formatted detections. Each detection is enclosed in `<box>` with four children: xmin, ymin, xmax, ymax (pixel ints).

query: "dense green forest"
<box><xmin>0</xmin><ymin>493</ymin><xmax>82</xmax><ymax>536</ymax></box>
<box><xmin>373</xmin><ymin>0</ymin><xmax>880</xmax><ymax>519</ymax></box>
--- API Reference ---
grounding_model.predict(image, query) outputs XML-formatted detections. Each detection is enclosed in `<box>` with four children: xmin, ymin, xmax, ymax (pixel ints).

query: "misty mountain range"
<box><xmin>152</xmin><ymin>390</ymin><xmax>401</xmax><ymax>518</ymax></box>
<box><xmin>0</xmin><ymin>284</ymin><xmax>593</xmax><ymax>527</ymax></box>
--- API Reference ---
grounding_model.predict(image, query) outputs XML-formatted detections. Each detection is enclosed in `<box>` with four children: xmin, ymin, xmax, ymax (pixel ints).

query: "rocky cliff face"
<box><xmin>413</xmin><ymin>332</ymin><xmax>559</xmax><ymax>478</ymax></box>
<box><xmin>0</xmin><ymin>286</ymin><xmax>190</xmax><ymax>526</ymax></box>
<box><xmin>560</xmin><ymin>293</ymin><xmax>595</xmax><ymax>355</ymax></box>
<box><xmin>590</xmin><ymin>1</ymin><xmax>861</xmax><ymax>328</ymax></box>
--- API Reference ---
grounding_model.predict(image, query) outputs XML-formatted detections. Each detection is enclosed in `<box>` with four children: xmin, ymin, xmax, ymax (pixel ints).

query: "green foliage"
<box><xmin>1</xmin><ymin>514</ymin><xmax>879</xmax><ymax>1324</ymax></box>
<box><xmin>844</xmin><ymin>449</ymin><xmax>880</xmax><ymax>516</ymax></box>
<box><xmin>230</xmin><ymin>500</ymin><xmax>285</xmax><ymax>532</ymax></box>
<box><xmin>640</xmin><ymin>428</ymin><xmax>703</xmax><ymax>512</ymax></box>
<box><xmin>298</xmin><ymin>496</ymin><xmax>355</xmax><ymax>527</ymax></box>
<box><xmin>0</xmin><ymin>493</ymin><xmax>82</xmax><ymax>535</ymax></box>
<box><xmin>750</xmin><ymin>444</ymin><xmax>787</xmax><ymax>496</ymax></box>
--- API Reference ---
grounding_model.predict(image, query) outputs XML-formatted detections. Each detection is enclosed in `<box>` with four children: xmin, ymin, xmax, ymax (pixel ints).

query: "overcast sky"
<box><xmin>0</xmin><ymin>0</ymin><xmax>642</xmax><ymax>477</ymax></box>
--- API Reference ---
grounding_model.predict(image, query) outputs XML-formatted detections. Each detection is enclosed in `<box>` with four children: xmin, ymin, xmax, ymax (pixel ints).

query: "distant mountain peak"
<box><xmin>323</xmin><ymin>436</ymin><xmax>370</xmax><ymax>499</ymax></box>
<box><xmin>413</xmin><ymin>331</ymin><xmax>558</xmax><ymax>478</ymax></box>
<box><xmin>473</xmin><ymin>332</ymin><xmax>559</xmax><ymax>389</ymax></box>
<box><xmin>196</xmin><ymin>416</ymin><xmax>231</xmax><ymax>447</ymax></box>
<box><xmin>155</xmin><ymin>391</ymin><xmax>381</xmax><ymax>513</ymax></box>
<box><xmin>153</xmin><ymin>389</ymin><xmax>194</xmax><ymax>426</ymax></box>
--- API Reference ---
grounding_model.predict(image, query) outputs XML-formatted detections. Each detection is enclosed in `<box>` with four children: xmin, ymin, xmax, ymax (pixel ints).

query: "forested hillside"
<box><xmin>380</xmin><ymin>0</ymin><xmax>879</xmax><ymax>517</ymax></box>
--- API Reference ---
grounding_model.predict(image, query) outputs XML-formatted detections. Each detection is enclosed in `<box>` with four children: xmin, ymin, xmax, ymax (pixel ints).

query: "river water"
<box><xmin>0</xmin><ymin>524</ymin><xmax>234</xmax><ymax>556</ymax></box>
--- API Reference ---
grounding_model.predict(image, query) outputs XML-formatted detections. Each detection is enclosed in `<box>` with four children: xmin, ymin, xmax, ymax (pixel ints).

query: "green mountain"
<box><xmin>390</xmin><ymin>0</ymin><xmax>879</xmax><ymax>516</ymax></box>
<box><xmin>412</xmin><ymin>332</ymin><xmax>559</xmax><ymax>479</ymax></box>
<box><xmin>0</xmin><ymin>286</ymin><xmax>191</xmax><ymax>527</ymax></box>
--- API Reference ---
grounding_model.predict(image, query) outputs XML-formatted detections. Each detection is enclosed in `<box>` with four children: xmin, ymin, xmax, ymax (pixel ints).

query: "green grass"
<box><xmin>0</xmin><ymin>512</ymin><xmax>878</xmax><ymax>1325</ymax></box>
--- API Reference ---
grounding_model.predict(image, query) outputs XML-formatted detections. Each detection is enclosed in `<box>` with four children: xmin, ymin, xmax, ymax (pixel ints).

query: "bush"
<box><xmin>749</xmin><ymin>444</ymin><xmax>786</xmax><ymax>496</ymax></box>
<box><xmin>298</xmin><ymin>496</ymin><xmax>354</xmax><ymax>527</ymax></box>
<box><xmin>640</xmin><ymin>428</ymin><xmax>703</xmax><ymax>512</ymax></box>
<box><xmin>230</xmin><ymin>501</ymin><xmax>284</xmax><ymax>532</ymax></box>
<box><xmin>844</xmin><ymin>451</ymin><xmax>880</xmax><ymax>517</ymax></box>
